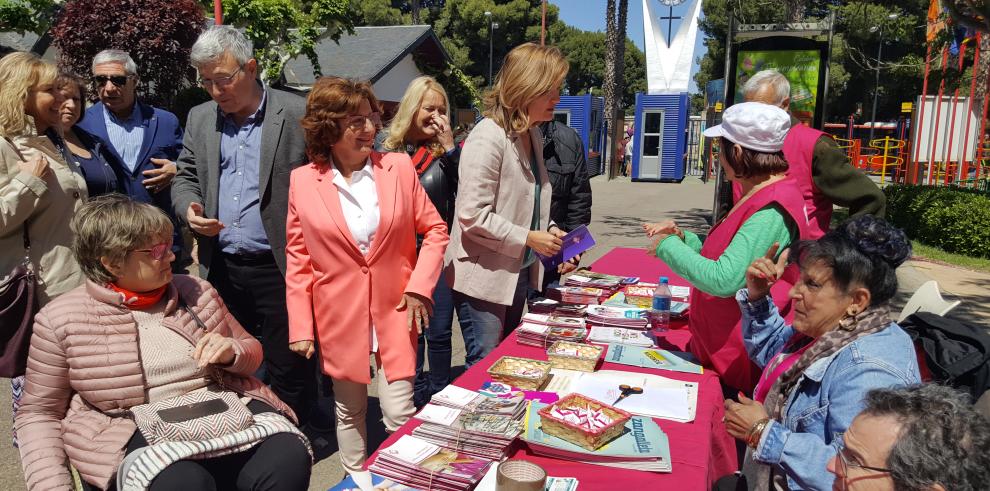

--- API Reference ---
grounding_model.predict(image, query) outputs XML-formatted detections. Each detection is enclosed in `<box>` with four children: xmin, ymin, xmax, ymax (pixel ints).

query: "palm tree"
<box><xmin>603</xmin><ymin>0</ymin><xmax>628</xmax><ymax>178</ymax></box>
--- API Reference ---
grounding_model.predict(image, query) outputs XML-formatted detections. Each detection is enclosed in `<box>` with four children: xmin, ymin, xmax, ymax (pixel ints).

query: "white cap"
<box><xmin>703</xmin><ymin>102</ymin><xmax>791</xmax><ymax>153</ymax></box>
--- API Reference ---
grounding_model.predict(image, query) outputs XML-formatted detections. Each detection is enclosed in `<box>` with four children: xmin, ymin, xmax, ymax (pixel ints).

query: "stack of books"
<box><xmin>516</xmin><ymin>321</ymin><xmax>588</xmax><ymax>348</ymax></box>
<box><xmin>585</xmin><ymin>305</ymin><xmax>649</xmax><ymax>329</ymax></box>
<box><xmin>522</xmin><ymin>312</ymin><xmax>587</xmax><ymax>329</ymax></box>
<box><xmin>430</xmin><ymin>385</ymin><xmax>528</xmax><ymax>419</ymax></box>
<box><xmin>369</xmin><ymin>435</ymin><xmax>493</xmax><ymax>491</ymax></box>
<box><xmin>548</xmin><ymin>286</ymin><xmax>606</xmax><ymax>304</ymax></box>
<box><xmin>413</xmin><ymin>405</ymin><xmax>522</xmax><ymax>460</ymax></box>
<box><xmin>587</xmin><ymin>325</ymin><xmax>655</xmax><ymax>347</ymax></box>
<box><xmin>520</xmin><ymin>402</ymin><xmax>672</xmax><ymax>473</ymax></box>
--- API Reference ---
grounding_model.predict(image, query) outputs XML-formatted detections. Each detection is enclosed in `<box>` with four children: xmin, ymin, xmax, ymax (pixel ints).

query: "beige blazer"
<box><xmin>0</xmin><ymin>127</ymin><xmax>87</xmax><ymax>306</ymax></box>
<box><xmin>444</xmin><ymin>117</ymin><xmax>552</xmax><ymax>305</ymax></box>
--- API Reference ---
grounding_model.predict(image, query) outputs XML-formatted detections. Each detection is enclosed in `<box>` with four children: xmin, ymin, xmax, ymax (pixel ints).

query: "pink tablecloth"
<box><xmin>368</xmin><ymin>247</ymin><xmax>738</xmax><ymax>489</ymax></box>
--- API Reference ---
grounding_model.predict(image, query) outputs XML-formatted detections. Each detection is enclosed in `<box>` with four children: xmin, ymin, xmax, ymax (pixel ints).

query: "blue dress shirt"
<box><xmin>103</xmin><ymin>103</ymin><xmax>145</xmax><ymax>173</ymax></box>
<box><xmin>218</xmin><ymin>90</ymin><xmax>270</xmax><ymax>255</ymax></box>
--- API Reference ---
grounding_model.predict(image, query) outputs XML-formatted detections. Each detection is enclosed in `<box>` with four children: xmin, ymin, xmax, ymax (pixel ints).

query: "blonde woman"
<box><xmin>444</xmin><ymin>43</ymin><xmax>568</xmax><ymax>364</ymax></box>
<box><xmin>377</xmin><ymin>76</ymin><xmax>473</xmax><ymax>403</ymax></box>
<box><xmin>0</xmin><ymin>52</ymin><xmax>87</xmax><ymax>307</ymax></box>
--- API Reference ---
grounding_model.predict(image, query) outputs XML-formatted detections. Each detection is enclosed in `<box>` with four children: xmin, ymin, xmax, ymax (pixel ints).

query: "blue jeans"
<box><xmin>454</xmin><ymin>267</ymin><xmax>530</xmax><ymax>368</ymax></box>
<box><xmin>414</xmin><ymin>271</ymin><xmax>471</xmax><ymax>405</ymax></box>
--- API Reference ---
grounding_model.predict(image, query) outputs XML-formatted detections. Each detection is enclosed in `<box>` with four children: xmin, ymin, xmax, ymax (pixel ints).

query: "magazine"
<box><xmin>604</xmin><ymin>344</ymin><xmax>704</xmax><ymax>375</ymax></box>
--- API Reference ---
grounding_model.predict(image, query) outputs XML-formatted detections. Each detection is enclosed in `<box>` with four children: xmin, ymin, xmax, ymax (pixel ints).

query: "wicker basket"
<box><xmin>546</xmin><ymin>341</ymin><xmax>603</xmax><ymax>372</ymax></box>
<box><xmin>538</xmin><ymin>393</ymin><xmax>631</xmax><ymax>451</ymax></box>
<box><xmin>487</xmin><ymin>356</ymin><xmax>552</xmax><ymax>390</ymax></box>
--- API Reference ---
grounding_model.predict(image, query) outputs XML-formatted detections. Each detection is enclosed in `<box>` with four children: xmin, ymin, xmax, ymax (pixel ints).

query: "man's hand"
<box><xmin>143</xmin><ymin>158</ymin><xmax>177</xmax><ymax>193</ymax></box>
<box><xmin>558</xmin><ymin>253</ymin><xmax>581</xmax><ymax>274</ymax></box>
<box><xmin>186</xmin><ymin>202</ymin><xmax>224</xmax><ymax>237</ymax></box>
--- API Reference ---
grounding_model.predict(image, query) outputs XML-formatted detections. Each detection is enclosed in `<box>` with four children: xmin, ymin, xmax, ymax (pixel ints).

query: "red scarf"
<box><xmin>107</xmin><ymin>283</ymin><xmax>168</xmax><ymax>310</ymax></box>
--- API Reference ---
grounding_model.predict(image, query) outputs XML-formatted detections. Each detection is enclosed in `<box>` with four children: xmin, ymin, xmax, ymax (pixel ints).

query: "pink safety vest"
<box><xmin>690</xmin><ymin>178</ymin><xmax>811</xmax><ymax>393</ymax></box>
<box><xmin>732</xmin><ymin>122</ymin><xmax>833</xmax><ymax>238</ymax></box>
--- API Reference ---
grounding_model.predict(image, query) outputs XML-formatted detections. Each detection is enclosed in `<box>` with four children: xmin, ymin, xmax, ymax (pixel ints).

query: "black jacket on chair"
<box><xmin>900</xmin><ymin>312</ymin><xmax>990</xmax><ymax>401</ymax></box>
<box><xmin>540</xmin><ymin>121</ymin><xmax>592</xmax><ymax>233</ymax></box>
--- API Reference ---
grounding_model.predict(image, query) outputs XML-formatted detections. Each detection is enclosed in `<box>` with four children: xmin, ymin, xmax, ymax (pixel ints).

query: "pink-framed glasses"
<box><xmin>133</xmin><ymin>241</ymin><xmax>172</xmax><ymax>261</ymax></box>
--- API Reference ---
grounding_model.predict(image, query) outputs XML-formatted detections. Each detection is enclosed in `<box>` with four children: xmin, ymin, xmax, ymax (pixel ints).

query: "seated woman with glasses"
<box><xmin>14</xmin><ymin>194</ymin><xmax>311</xmax><ymax>491</ymax></box>
<box><xmin>286</xmin><ymin>77</ymin><xmax>448</xmax><ymax>484</ymax></box>
<box><xmin>720</xmin><ymin>215</ymin><xmax>921</xmax><ymax>491</ymax></box>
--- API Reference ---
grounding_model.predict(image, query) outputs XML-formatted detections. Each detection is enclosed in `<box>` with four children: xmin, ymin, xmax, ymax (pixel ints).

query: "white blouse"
<box><xmin>331</xmin><ymin>159</ymin><xmax>381</xmax><ymax>352</ymax></box>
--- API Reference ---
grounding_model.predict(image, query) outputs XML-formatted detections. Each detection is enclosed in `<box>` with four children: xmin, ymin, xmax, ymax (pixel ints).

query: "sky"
<box><xmin>549</xmin><ymin>0</ymin><xmax>708</xmax><ymax>93</ymax></box>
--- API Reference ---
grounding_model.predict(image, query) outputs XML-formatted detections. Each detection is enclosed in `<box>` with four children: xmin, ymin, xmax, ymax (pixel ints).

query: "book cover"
<box><xmin>604</xmin><ymin>344</ymin><xmax>704</xmax><ymax>374</ymax></box>
<box><xmin>521</xmin><ymin>402</ymin><xmax>670</xmax><ymax>461</ymax></box>
<box><xmin>536</xmin><ymin>224</ymin><xmax>596</xmax><ymax>268</ymax></box>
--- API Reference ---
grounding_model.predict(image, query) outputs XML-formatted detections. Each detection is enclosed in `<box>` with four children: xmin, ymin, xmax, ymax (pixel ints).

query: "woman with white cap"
<box><xmin>644</xmin><ymin>101</ymin><xmax>810</xmax><ymax>394</ymax></box>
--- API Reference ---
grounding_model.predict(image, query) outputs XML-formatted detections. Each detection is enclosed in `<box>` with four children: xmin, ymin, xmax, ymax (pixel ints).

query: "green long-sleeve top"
<box><xmin>656</xmin><ymin>204</ymin><xmax>798</xmax><ymax>298</ymax></box>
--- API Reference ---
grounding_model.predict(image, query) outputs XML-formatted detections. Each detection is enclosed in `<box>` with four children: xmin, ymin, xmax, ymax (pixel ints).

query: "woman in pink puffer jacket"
<box><xmin>14</xmin><ymin>194</ymin><xmax>311</xmax><ymax>491</ymax></box>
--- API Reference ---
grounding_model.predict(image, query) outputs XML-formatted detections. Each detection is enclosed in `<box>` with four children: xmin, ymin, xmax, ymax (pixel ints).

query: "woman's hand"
<box><xmin>431</xmin><ymin>113</ymin><xmax>455</xmax><ymax>152</ymax></box>
<box><xmin>745</xmin><ymin>242</ymin><xmax>790</xmax><ymax>301</ymax></box>
<box><xmin>527</xmin><ymin>231</ymin><xmax>562</xmax><ymax>257</ymax></box>
<box><xmin>289</xmin><ymin>340</ymin><xmax>315</xmax><ymax>359</ymax></box>
<box><xmin>643</xmin><ymin>220</ymin><xmax>678</xmax><ymax>238</ymax></box>
<box><xmin>397</xmin><ymin>292</ymin><xmax>433</xmax><ymax>335</ymax></box>
<box><xmin>723</xmin><ymin>392</ymin><xmax>771</xmax><ymax>441</ymax></box>
<box><xmin>17</xmin><ymin>154</ymin><xmax>50</xmax><ymax>179</ymax></box>
<box><xmin>193</xmin><ymin>332</ymin><xmax>236</xmax><ymax>367</ymax></box>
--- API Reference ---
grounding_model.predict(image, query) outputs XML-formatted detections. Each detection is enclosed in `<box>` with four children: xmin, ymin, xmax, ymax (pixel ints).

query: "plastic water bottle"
<box><xmin>650</xmin><ymin>276</ymin><xmax>672</xmax><ymax>332</ymax></box>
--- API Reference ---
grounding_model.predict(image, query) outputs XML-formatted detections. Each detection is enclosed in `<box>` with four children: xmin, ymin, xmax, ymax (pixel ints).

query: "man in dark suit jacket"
<box><xmin>78</xmin><ymin>49</ymin><xmax>185</xmax><ymax>263</ymax></box>
<box><xmin>171</xmin><ymin>26</ymin><xmax>314</xmax><ymax>425</ymax></box>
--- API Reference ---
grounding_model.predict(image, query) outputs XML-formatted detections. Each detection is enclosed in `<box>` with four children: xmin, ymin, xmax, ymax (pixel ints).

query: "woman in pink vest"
<box><xmin>646</xmin><ymin>102</ymin><xmax>810</xmax><ymax>393</ymax></box>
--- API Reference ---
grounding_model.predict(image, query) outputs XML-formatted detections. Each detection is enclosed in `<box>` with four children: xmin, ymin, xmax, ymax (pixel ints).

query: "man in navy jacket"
<box><xmin>78</xmin><ymin>49</ymin><xmax>185</xmax><ymax>260</ymax></box>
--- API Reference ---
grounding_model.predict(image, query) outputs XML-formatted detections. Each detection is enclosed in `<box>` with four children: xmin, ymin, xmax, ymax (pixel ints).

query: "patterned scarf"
<box><xmin>744</xmin><ymin>303</ymin><xmax>892</xmax><ymax>490</ymax></box>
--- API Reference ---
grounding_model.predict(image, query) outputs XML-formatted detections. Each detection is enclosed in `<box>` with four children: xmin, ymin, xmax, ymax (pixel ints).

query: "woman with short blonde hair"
<box><xmin>443</xmin><ymin>43</ymin><xmax>569</xmax><ymax>364</ymax></box>
<box><xmin>377</xmin><ymin>75</ymin><xmax>470</xmax><ymax>406</ymax></box>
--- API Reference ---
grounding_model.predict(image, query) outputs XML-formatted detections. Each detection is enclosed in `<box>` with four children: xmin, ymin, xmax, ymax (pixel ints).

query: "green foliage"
<box><xmin>0</xmin><ymin>0</ymin><xmax>58</xmax><ymax>34</ymax></box>
<box><xmin>348</xmin><ymin>0</ymin><xmax>410</xmax><ymax>25</ymax></box>
<box><xmin>884</xmin><ymin>184</ymin><xmax>990</xmax><ymax>258</ymax></box>
<box><xmin>204</xmin><ymin>0</ymin><xmax>354</xmax><ymax>82</ymax></box>
<box><xmin>694</xmin><ymin>0</ymin><xmax>930</xmax><ymax>123</ymax></box>
<box><xmin>550</xmin><ymin>23</ymin><xmax>645</xmax><ymax>109</ymax></box>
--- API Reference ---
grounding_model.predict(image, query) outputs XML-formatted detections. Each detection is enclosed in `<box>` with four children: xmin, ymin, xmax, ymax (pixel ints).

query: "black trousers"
<box><xmin>208</xmin><ymin>251</ymin><xmax>316</xmax><ymax>426</ymax></box>
<box><xmin>84</xmin><ymin>401</ymin><xmax>311</xmax><ymax>491</ymax></box>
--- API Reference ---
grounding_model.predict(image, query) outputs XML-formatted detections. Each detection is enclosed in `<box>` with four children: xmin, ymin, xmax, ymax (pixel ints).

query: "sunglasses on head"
<box><xmin>92</xmin><ymin>75</ymin><xmax>130</xmax><ymax>88</ymax></box>
<box><xmin>133</xmin><ymin>241</ymin><xmax>172</xmax><ymax>261</ymax></box>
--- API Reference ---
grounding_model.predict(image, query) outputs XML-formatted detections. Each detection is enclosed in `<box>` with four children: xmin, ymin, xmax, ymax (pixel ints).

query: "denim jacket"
<box><xmin>737</xmin><ymin>289</ymin><xmax>921</xmax><ymax>491</ymax></box>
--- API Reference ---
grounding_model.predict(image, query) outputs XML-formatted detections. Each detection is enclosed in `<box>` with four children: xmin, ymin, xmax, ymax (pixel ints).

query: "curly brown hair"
<box><xmin>719</xmin><ymin>136</ymin><xmax>789</xmax><ymax>179</ymax></box>
<box><xmin>301</xmin><ymin>77</ymin><xmax>380</xmax><ymax>166</ymax></box>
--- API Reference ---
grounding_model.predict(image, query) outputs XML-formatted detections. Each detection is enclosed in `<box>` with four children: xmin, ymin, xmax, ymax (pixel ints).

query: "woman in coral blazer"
<box><xmin>285</xmin><ymin>78</ymin><xmax>448</xmax><ymax>479</ymax></box>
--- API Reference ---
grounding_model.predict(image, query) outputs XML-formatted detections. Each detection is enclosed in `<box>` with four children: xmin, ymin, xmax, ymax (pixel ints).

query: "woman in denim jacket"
<box><xmin>722</xmin><ymin>215</ymin><xmax>920</xmax><ymax>491</ymax></box>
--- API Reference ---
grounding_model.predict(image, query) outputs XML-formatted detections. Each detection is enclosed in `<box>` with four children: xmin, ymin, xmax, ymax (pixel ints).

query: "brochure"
<box><xmin>546</xmin><ymin>369</ymin><xmax>698</xmax><ymax>423</ymax></box>
<box><xmin>536</xmin><ymin>224</ymin><xmax>596</xmax><ymax>268</ymax></box>
<box><xmin>604</xmin><ymin>344</ymin><xmax>704</xmax><ymax>375</ymax></box>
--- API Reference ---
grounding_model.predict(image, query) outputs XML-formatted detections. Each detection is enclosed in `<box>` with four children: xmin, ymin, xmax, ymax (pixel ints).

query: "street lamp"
<box><xmin>868</xmin><ymin>12</ymin><xmax>900</xmax><ymax>146</ymax></box>
<box><xmin>485</xmin><ymin>11</ymin><xmax>499</xmax><ymax>87</ymax></box>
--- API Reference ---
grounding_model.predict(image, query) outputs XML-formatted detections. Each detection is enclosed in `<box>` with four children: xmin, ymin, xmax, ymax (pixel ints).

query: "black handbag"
<box><xmin>0</xmin><ymin>224</ymin><xmax>37</xmax><ymax>378</ymax></box>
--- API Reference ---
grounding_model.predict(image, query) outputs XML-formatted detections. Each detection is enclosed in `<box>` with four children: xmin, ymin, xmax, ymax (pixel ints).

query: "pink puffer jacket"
<box><xmin>13</xmin><ymin>274</ymin><xmax>297</xmax><ymax>490</ymax></box>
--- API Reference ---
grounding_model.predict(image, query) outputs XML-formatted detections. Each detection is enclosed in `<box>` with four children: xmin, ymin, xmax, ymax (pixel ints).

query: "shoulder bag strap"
<box><xmin>3</xmin><ymin>136</ymin><xmax>31</xmax><ymax>263</ymax></box>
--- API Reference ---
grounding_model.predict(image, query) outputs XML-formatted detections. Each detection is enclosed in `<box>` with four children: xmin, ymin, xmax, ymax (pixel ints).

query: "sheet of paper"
<box><xmin>381</xmin><ymin>435</ymin><xmax>440</xmax><ymax>464</ymax></box>
<box><xmin>433</xmin><ymin>385</ymin><xmax>479</xmax><ymax>407</ymax></box>
<box><xmin>414</xmin><ymin>404</ymin><xmax>461</xmax><ymax>425</ymax></box>
<box><xmin>552</xmin><ymin>370</ymin><xmax>698</xmax><ymax>422</ymax></box>
<box><xmin>669</xmin><ymin>285</ymin><xmax>691</xmax><ymax>297</ymax></box>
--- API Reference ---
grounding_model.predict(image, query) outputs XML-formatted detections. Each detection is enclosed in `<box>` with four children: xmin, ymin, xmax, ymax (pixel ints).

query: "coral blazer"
<box><xmin>285</xmin><ymin>151</ymin><xmax>449</xmax><ymax>384</ymax></box>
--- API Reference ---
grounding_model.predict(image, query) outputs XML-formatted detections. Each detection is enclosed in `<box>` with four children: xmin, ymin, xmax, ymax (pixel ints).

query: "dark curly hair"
<box><xmin>861</xmin><ymin>384</ymin><xmax>990</xmax><ymax>491</ymax></box>
<box><xmin>300</xmin><ymin>77</ymin><xmax>379</xmax><ymax>166</ymax></box>
<box><xmin>789</xmin><ymin>214</ymin><xmax>911</xmax><ymax>305</ymax></box>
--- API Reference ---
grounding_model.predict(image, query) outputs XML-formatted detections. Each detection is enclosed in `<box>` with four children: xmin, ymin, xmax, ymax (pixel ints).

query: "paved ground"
<box><xmin>1</xmin><ymin>174</ymin><xmax>987</xmax><ymax>490</ymax></box>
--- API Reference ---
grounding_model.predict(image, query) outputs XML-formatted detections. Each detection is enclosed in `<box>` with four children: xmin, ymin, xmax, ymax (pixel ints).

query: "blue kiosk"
<box><xmin>631</xmin><ymin>0</ymin><xmax>702</xmax><ymax>182</ymax></box>
<box><xmin>553</xmin><ymin>94</ymin><xmax>607</xmax><ymax>176</ymax></box>
<box><xmin>630</xmin><ymin>92</ymin><xmax>690</xmax><ymax>182</ymax></box>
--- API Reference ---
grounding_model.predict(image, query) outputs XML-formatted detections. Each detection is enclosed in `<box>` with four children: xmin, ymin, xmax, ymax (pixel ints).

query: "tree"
<box><xmin>349</xmin><ymin>0</ymin><xmax>409</xmax><ymax>25</ymax></box>
<box><xmin>206</xmin><ymin>0</ymin><xmax>353</xmax><ymax>82</ymax></box>
<box><xmin>0</xmin><ymin>0</ymin><xmax>58</xmax><ymax>34</ymax></box>
<box><xmin>602</xmin><ymin>0</ymin><xmax>628</xmax><ymax>177</ymax></box>
<box><xmin>52</xmin><ymin>0</ymin><xmax>205</xmax><ymax>109</ymax></box>
<box><xmin>551</xmin><ymin>25</ymin><xmax>644</xmax><ymax>109</ymax></box>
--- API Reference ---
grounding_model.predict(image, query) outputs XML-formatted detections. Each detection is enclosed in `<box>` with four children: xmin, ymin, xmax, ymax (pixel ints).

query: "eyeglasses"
<box><xmin>92</xmin><ymin>75</ymin><xmax>131</xmax><ymax>88</ymax></box>
<box><xmin>133</xmin><ymin>241</ymin><xmax>173</xmax><ymax>261</ymax></box>
<box><xmin>342</xmin><ymin>113</ymin><xmax>382</xmax><ymax>131</ymax></box>
<box><xmin>835</xmin><ymin>446</ymin><xmax>891</xmax><ymax>484</ymax></box>
<box><xmin>198</xmin><ymin>66</ymin><xmax>243</xmax><ymax>89</ymax></box>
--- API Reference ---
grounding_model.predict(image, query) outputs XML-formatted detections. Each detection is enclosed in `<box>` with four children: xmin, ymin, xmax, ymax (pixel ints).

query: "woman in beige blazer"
<box><xmin>0</xmin><ymin>52</ymin><xmax>87</xmax><ymax>308</ymax></box>
<box><xmin>444</xmin><ymin>43</ymin><xmax>568</xmax><ymax>366</ymax></box>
